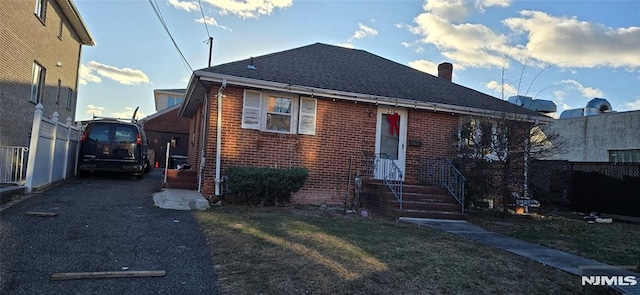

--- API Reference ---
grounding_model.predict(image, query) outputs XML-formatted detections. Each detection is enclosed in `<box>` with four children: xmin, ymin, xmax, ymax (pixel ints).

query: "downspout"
<box><xmin>215</xmin><ymin>79</ymin><xmax>227</xmax><ymax>196</ymax></box>
<box><xmin>198</xmin><ymin>92</ymin><xmax>209</xmax><ymax>192</ymax></box>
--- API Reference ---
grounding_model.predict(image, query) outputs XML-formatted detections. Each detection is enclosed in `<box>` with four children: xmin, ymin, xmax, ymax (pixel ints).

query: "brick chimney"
<box><xmin>437</xmin><ymin>62</ymin><xmax>453</xmax><ymax>82</ymax></box>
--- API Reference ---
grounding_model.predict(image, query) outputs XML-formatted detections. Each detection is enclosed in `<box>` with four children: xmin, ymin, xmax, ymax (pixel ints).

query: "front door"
<box><xmin>374</xmin><ymin>107</ymin><xmax>407</xmax><ymax>181</ymax></box>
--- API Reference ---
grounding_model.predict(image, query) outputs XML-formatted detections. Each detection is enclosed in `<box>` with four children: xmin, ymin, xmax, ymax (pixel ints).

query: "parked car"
<box><xmin>78</xmin><ymin>119</ymin><xmax>150</xmax><ymax>178</ymax></box>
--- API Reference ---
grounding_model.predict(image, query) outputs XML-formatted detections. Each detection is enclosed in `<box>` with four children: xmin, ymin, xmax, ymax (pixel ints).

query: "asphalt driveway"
<box><xmin>0</xmin><ymin>170</ymin><xmax>218</xmax><ymax>294</ymax></box>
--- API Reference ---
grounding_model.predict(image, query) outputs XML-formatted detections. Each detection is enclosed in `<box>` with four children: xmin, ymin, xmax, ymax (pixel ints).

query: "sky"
<box><xmin>73</xmin><ymin>0</ymin><xmax>640</xmax><ymax>121</ymax></box>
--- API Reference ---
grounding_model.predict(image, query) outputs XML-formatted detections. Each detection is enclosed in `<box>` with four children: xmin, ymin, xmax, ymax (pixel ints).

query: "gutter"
<box><xmin>195</xmin><ymin>71</ymin><xmax>551</xmax><ymax>123</ymax></box>
<box><xmin>215</xmin><ymin>79</ymin><xmax>227</xmax><ymax>196</ymax></box>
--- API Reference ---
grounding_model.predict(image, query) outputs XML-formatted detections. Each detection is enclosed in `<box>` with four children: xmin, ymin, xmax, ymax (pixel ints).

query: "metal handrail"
<box><xmin>441</xmin><ymin>158</ymin><xmax>465</xmax><ymax>213</ymax></box>
<box><xmin>0</xmin><ymin>146</ymin><xmax>29</xmax><ymax>185</ymax></box>
<box><xmin>363</xmin><ymin>153</ymin><xmax>404</xmax><ymax>210</ymax></box>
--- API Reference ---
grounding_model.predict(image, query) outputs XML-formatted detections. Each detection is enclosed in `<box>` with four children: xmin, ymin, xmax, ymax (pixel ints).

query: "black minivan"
<box><xmin>78</xmin><ymin>119</ymin><xmax>150</xmax><ymax>178</ymax></box>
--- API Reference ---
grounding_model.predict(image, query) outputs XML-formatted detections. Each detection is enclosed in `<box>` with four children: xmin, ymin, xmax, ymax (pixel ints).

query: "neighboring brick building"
<box><xmin>139</xmin><ymin>104</ymin><xmax>190</xmax><ymax>168</ymax></box>
<box><xmin>0</xmin><ymin>0</ymin><xmax>94</xmax><ymax>148</ymax></box>
<box><xmin>179</xmin><ymin>43</ymin><xmax>549</xmax><ymax>207</ymax></box>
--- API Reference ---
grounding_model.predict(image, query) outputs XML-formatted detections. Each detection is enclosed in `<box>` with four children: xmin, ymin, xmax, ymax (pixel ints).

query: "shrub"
<box><xmin>226</xmin><ymin>166</ymin><xmax>309</xmax><ymax>207</ymax></box>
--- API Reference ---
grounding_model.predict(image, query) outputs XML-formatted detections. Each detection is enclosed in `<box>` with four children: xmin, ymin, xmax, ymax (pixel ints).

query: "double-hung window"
<box><xmin>30</xmin><ymin>62</ymin><xmax>46</xmax><ymax>104</ymax></box>
<box><xmin>242</xmin><ymin>90</ymin><xmax>317</xmax><ymax>135</ymax></box>
<box><xmin>34</xmin><ymin>0</ymin><xmax>46</xmax><ymax>23</ymax></box>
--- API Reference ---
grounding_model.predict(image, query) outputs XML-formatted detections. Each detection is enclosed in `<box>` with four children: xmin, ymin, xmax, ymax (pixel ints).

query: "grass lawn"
<box><xmin>195</xmin><ymin>205</ymin><xmax>615</xmax><ymax>294</ymax></box>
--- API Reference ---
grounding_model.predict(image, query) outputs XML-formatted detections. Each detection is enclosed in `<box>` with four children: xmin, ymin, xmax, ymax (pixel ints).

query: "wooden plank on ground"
<box><xmin>26</xmin><ymin>212</ymin><xmax>57</xmax><ymax>217</ymax></box>
<box><xmin>51</xmin><ymin>270</ymin><xmax>166</xmax><ymax>281</ymax></box>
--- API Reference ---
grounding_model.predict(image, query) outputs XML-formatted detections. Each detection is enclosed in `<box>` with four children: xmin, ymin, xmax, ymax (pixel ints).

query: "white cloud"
<box><xmin>79</xmin><ymin>64</ymin><xmax>101</xmax><ymax>85</ymax></box>
<box><xmin>411</xmin><ymin>0</ymin><xmax>510</xmax><ymax>69</ymax></box>
<box><xmin>112</xmin><ymin>107</ymin><xmax>146</xmax><ymax>120</ymax></box>
<box><xmin>485</xmin><ymin>80</ymin><xmax>517</xmax><ymax>98</ymax></box>
<box><xmin>625</xmin><ymin>98</ymin><xmax>640</xmax><ymax>110</ymax></box>
<box><xmin>203</xmin><ymin>0</ymin><xmax>293</xmax><ymax>18</ymax></box>
<box><xmin>169</xmin><ymin>0</ymin><xmax>198</xmax><ymax>12</ymax></box>
<box><xmin>181</xmin><ymin>77</ymin><xmax>190</xmax><ymax>83</ymax></box>
<box><xmin>408</xmin><ymin>60</ymin><xmax>439</xmax><ymax>76</ymax></box>
<box><xmin>86</xmin><ymin>105</ymin><xmax>105</xmax><ymax>116</ymax></box>
<box><xmin>196</xmin><ymin>16</ymin><xmax>231</xmax><ymax>31</ymax></box>
<box><xmin>409</xmin><ymin>0</ymin><xmax>640</xmax><ymax>72</ymax></box>
<box><xmin>352</xmin><ymin>23</ymin><xmax>378</xmax><ymax>40</ymax></box>
<box><xmin>553</xmin><ymin>90</ymin><xmax>566</xmax><ymax>101</ymax></box>
<box><xmin>503</xmin><ymin>10</ymin><xmax>640</xmax><ymax>69</ymax></box>
<box><xmin>401</xmin><ymin>42</ymin><xmax>410</xmax><ymax>48</ymax></box>
<box><xmin>475</xmin><ymin>0</ymin><xmax>510</xmax><ymax>12</ymax></box>
<box><xmin>558</xmin><ymin>79</ymin><xmax>604</xmax><ymax>98</ymax></box>
<box><xmin>334</xmin><ymin>42</ymin><xmax>354</xmax><ymax>49</ymax></box>
<box><xmin>85</xmin><ymin>61</ymin><xmax>150</xmax><ymax>85</ymax></box>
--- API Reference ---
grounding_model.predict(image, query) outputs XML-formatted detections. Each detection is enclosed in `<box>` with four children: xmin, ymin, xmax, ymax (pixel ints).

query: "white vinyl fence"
<box><xmin>24</xmin><ymin>103</ymin><xmax>82</xmax><ymax>192</ymax></box>
<box><xmin>0</xmin><ymin>146</ymin><xmax>28</xmax><ymax>185</ymax></box>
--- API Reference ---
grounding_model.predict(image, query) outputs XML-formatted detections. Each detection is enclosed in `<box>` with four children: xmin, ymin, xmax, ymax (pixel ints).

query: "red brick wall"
<box><xmin>405</xmin><ymin>110</ymin><xmax>459</xmax><ymax>183</ymax></box>
<box><xmin>190</xmin><ymin>84</ymin><xmax>462</xmax><ymax>205</ymax></box>
<box><xmin>142</xmin><ymin>108</ymin><xmax>191</xmax><ymax>134</ymax></box>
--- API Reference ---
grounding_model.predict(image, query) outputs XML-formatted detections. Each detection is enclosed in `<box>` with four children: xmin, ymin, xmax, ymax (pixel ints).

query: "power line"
<box><xmin>148</xmin><ymin>0</ymin><xmax>193</xmax><ymax>74</ymax></box>
<box><xmin>197</xmin><ymin>0</ymin><xmax>211</xmax><ymax>39</ymax></box>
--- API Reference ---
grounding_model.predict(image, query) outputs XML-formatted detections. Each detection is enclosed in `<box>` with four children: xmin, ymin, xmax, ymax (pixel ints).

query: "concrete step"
<box><xmin>393</xmin><ymin>209</ymin><xmax>467</xmax><ymax>220</ymax></box>
<box><xmin>390</xmin><ymin>200</ymin><xmax>461</xmax><ymax>212</ymax></box>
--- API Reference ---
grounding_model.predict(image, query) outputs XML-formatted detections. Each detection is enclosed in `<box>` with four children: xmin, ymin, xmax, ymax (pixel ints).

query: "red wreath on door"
<box><xmin>387</xmin><ymin>113</ymin><xmax>400</xmax><ymax>136</ymax></box>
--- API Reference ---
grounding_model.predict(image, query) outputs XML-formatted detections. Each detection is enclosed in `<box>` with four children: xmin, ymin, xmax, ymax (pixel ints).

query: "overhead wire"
<box><xmin>197</xmin><ymin>0</ymin><xmax>211</xmax><ymax>39</ymax></box>
<box><xmin>148</xmin><ymin>0</ymin><xmax>193</xmax><ymax>74</ymax></box>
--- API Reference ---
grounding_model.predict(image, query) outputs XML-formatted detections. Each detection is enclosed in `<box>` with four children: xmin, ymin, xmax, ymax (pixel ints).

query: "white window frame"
<box><xmin>241</xmin><ymin>90</ymin><xmax>317</xmax><ymax>135</ymax></box>
<box><xmin>34</xmin><ymin>0</ymin><xmax>46</xmax><ymax>23</ymax></box>
<box><xmin>265</xmin><ymin>93</ymin><xmax>297</xmax><ymax>133</ymax></box>
<box><xmin>30</xmin><ymin>62</ymin><xmax>46</xmax><ymax>104</ymax></box>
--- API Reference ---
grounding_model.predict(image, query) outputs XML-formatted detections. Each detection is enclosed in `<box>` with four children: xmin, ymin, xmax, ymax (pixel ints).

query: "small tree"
<box><xmin>454</xmin><ymin>113</ymin><xmax>565</xmax><ymax>216</ymax></box>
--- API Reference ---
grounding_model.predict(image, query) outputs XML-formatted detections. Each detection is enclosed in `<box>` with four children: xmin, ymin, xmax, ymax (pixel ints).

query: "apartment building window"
<box><xmin>58</xmin><ymin>18</ymin><xmax>63</xmax><ymax>39</ymax></box>
<box><xmin>34</xmin><ymin>0</ymin><xmax>46</xmax><ymax>23</ymax></box>
<box><xmin>609</xmin><ymin>149</ymin><xmax>640</xmax><ymax>163</ymax></box>
<box><xmin>167</xmin><ymin>96</ymin><xmax>183</xmax><ymax>108</ymax></box>
<box><xmin>66</xmin><ymin>88</ymin><xmax>73</xmax><ymax>110</ymax></box>
<box><xmin>30</xmin><ymin>62</ymin><xmax>46</xmax><ymax>104</ymax></box>
<box><xmin>55</xmin><ymin>79</ymin><xmax>61</xmax><ymax>104</ymax></box>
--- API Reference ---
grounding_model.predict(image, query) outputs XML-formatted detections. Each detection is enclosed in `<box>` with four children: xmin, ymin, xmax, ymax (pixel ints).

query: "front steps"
<box><xmin>362</xmin><ymin>181</ymin><xmax>466</xmax><ymax>220</ymax></box>
<box><xmin>162</xmin><ymin>169</ymin><xmax>198</xmax><ymax>190</ymax></box>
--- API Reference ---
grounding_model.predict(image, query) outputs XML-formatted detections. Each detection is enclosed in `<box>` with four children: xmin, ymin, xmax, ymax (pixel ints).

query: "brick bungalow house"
<box><xmin>178</xmin><ymin>43</ymin><xmax>550</xmax><ymax>216</ymax></box>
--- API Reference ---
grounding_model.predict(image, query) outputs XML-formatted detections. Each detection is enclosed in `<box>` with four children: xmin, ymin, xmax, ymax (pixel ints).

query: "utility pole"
<box><xmin>207</xmin><ymin>37</ymin><xmax>213</xmax><ymax>67</ymax></box>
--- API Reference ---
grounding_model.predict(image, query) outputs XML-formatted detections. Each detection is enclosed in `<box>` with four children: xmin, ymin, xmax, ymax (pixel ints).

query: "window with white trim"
<box><xmin>241</xmin><ymin>90</ymin><xmax>317</xmax><ymax>135</ymax></box>
<box><xmin>34</xmin><ymin>0</ymin><xmax>46</xmax><ymax>23</ymax></box>
<box><xmin>30</xmin><ymin>62</ymin><xmax>46</xmax><ymax>104</ymax></box>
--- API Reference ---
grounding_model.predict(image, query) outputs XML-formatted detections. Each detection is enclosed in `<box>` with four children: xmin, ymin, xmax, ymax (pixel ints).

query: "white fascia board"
<box><xmin>194</xmin><ymin>71</ymin><xmax>548</xmax><ymax>123</ymax></box>
<box><xmin>178</xmin><ymin>73</ymin><xmax>201</xmax><ymax>117</ymax></box>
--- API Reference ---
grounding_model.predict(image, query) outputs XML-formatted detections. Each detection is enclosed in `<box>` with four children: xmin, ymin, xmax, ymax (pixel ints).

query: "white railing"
<box><xmin>0</xmin><ymin>146</ymin><xmax>29</xmax><ymax>185</ymax></box>
<box><xmin>24</xmin><ymin>104</ymin><xmax>82</xmax><ymax>192</ymax></box>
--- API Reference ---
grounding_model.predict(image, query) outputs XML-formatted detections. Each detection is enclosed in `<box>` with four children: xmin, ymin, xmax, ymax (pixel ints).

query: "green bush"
<box><xmin>226</xmin><ymin>166</ymin><xmax>309</xmax><ymax>207</ymax></box>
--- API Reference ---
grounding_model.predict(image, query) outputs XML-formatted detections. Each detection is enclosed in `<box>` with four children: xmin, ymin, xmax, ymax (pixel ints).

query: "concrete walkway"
<box><xmin>400</xmin><ymin>218</ymin><xmax>640</xmax><ymax>295</ymax></box>
<box><xmin>152</xmin><ymin>189</ymin><xmax>210</xmax><ymax>211</ymax></box>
